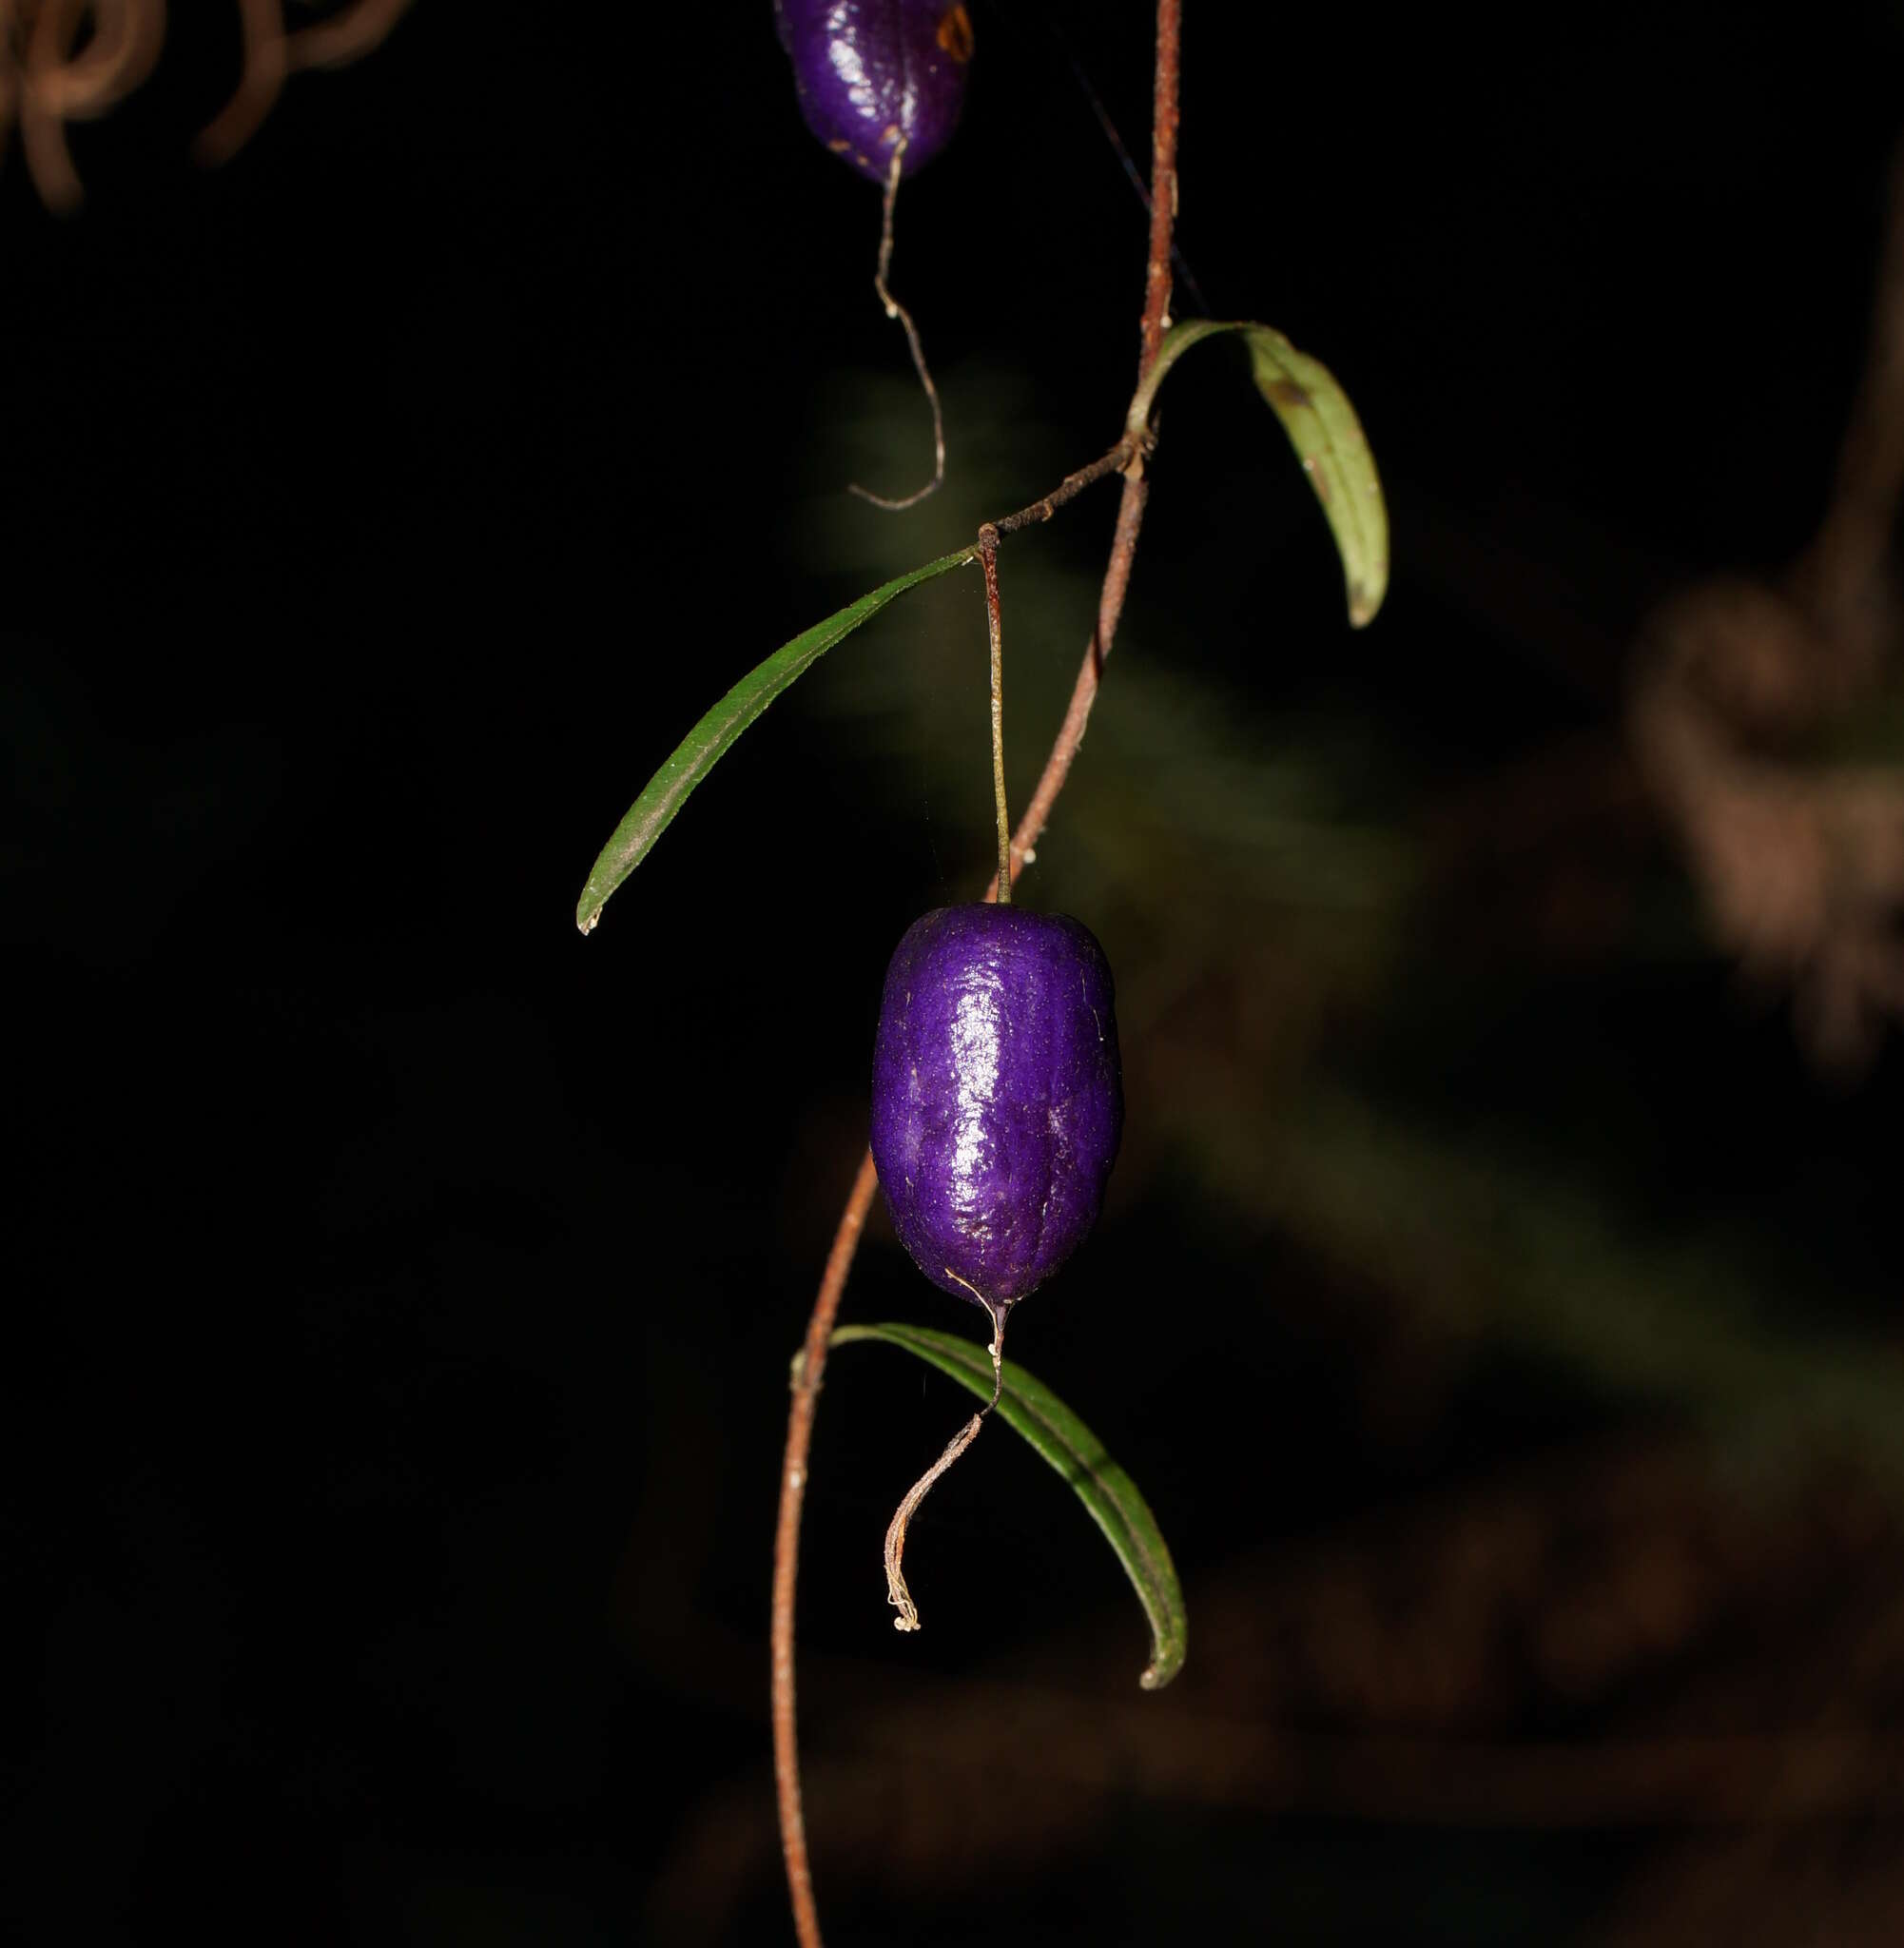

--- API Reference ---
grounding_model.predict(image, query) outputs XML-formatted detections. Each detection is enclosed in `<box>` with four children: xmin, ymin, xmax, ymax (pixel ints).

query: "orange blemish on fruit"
<box><xmin>938</xmin><ymin>5</ymin><xmax>974</xmax><ymax>63</ymax></box>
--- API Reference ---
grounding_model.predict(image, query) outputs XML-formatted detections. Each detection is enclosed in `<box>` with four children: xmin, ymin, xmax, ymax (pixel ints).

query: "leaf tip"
<box><xmin>1139</xmin><ymin>1636</ymin><xmax>1185</xmax><ymax>1691</ymax></box>
<box><xmin>576</xmin><ymin>897</ymin><xmax>603</xmax><ymax>936</ymax></box>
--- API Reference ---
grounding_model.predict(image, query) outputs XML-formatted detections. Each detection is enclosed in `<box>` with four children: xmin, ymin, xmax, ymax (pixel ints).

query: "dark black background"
<box><xmin>12</xmin><ymin>6</ymin><xmax>1904</xmax><ymax>1943</ymax></box>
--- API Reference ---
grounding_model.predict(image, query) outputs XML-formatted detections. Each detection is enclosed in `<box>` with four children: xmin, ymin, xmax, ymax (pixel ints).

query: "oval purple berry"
<box><xmin>774</xmin><ymin>0</ymin><xmax>974</xmax><ymax>184</ymax></box>
<box><xmin>869</xmin><ymin>905</ymin><xmax>1123</xmax><ymax>1318</ymax></box>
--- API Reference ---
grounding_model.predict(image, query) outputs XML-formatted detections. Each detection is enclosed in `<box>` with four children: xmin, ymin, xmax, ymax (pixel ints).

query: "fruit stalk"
<box><xmin>979</xmin><ymin>528</ymin><xmax>1012</xmax><ymax>903</ymax></box>
<box><xmin>771</xmin><ymin>5</ymin><xmax>1184</xmax><ymax>1940</ymax></box>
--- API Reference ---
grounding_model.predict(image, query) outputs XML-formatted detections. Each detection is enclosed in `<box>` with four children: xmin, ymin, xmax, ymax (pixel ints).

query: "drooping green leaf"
<box><xmin>575</xmin><ymin>547</ymin><xmax>976</xmax><ymax>933</ymax></box>
<box><xmin>828</xmin><ymin>1320</ymin><xmax>1187</xmax><ymax>1689</ymax></box>
<box><xmin>1127</xmin><ymin>318</ymin><xmax>1389</xmax><ymax>628</ymax></box>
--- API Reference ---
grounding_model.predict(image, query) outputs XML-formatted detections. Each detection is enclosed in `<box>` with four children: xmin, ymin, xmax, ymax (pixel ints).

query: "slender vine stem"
<box><xmin>771</xmin><ymin>5</ymin><xmax>1183</xmax><ymax>1940</ymax></box>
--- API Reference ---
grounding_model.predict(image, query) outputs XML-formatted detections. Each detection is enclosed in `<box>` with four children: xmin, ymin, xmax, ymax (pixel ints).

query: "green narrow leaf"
<box><xmin>575</xmin><ymin>546</ymin><xmax>976</xmax><ymax>933</ymax></box>
<box><xmin>1127</xmin><ymin>318</ymin><xmax>1389</xmax><ymax>628</ymax></box>
<box><xmin>829</xmin><ymin>1320</ymin><xmax>1188</xmax><ymax>1690</ymax></box>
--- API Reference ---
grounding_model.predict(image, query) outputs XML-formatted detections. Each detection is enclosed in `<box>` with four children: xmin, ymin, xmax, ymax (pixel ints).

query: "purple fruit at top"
<box><xmin>869</xmin><ymin>905</ymin><xmax>1123</xmax><ymax>1321</ymax></box>
<box><xmin>774</xmin><ymin>0</ymin><xmax>974</xmax><ymax>184</ymax></box>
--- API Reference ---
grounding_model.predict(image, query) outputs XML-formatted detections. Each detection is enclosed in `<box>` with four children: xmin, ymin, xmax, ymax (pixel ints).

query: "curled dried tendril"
<box><xmin>0</xmin><ymin>0</ymin><xmax>411</xmax><ymax>211</ymax></box>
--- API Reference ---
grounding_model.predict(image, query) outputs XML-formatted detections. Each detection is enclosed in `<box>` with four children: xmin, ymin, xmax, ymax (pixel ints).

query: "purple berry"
<box><xmin>869</xmin><ymin>905</ymin><xmax>1123</xmax><ymax>1321</ymax></box>
<box><xmin>773</xmin><ymin>0</ymin><xmax>974</xmax><ymax>184</ymax></box>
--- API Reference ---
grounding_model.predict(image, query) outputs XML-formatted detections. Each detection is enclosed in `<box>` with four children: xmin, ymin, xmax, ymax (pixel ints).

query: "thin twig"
<box><xmin>848</xmin><ymin>139</ymin><xmax>946</xmax><ymax>512</ymax></box>
<box><xmin>771</xmin><ymin>4</ymin><xmax>1182</xmax><ymax>1940</ymax></box>
<box><xmin>990</xmin><ymin>436</ymin><xmax>1140</xmax><ymax>539</ymax></box>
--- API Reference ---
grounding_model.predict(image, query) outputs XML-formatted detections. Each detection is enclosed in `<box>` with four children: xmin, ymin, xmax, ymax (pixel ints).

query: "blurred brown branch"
<box><xmin>1629</xmin><ymin>142</ymin><xmax>1904</xmax><ymax>1072</ymax></box>
<box><xmin>0</xmin><ymin>0</ymin><xmax>410</xmax><ymax>209</ymax></box>
<box><xmin>2</xmin><ymin>0</ymin><xmax>164</xmax><ymax>210</ymax></box>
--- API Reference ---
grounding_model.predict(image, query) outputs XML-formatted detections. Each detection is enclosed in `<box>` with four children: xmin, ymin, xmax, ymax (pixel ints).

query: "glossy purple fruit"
<box><xmin>870</xmin><ymin>905</ymin><xmax>1123</xmax><ymax>1319</ymax></box>
<box><xmin>773</xmin><ymin>0</ymin><xmax>974</xmax><ymax>184</ymax></box>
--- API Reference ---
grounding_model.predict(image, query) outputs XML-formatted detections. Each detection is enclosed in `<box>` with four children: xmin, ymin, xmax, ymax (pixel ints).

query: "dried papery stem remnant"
<box><xmin>883</xmin><ymin>1299</ymin><xmax>1005</xmax><ymax>1630</ymax></box>
<box><xmin>771</xmin><ymin>4</ymin><xmax>1184</xmax><ymax>1941</ymax></box>
<box><xmin>0</xmin><ymin>0</ymin><xmax>410</xmax><ymax>208</ymax></box>
<box><xmin>884</xmin><ymin>1412</ymin><xmax>982</xmax><ymax>1631</ymax></box>
<box><xmin>846</xmin><ymin>136</ymin><xmax>946</xmax><ymax>512</ymax></box>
